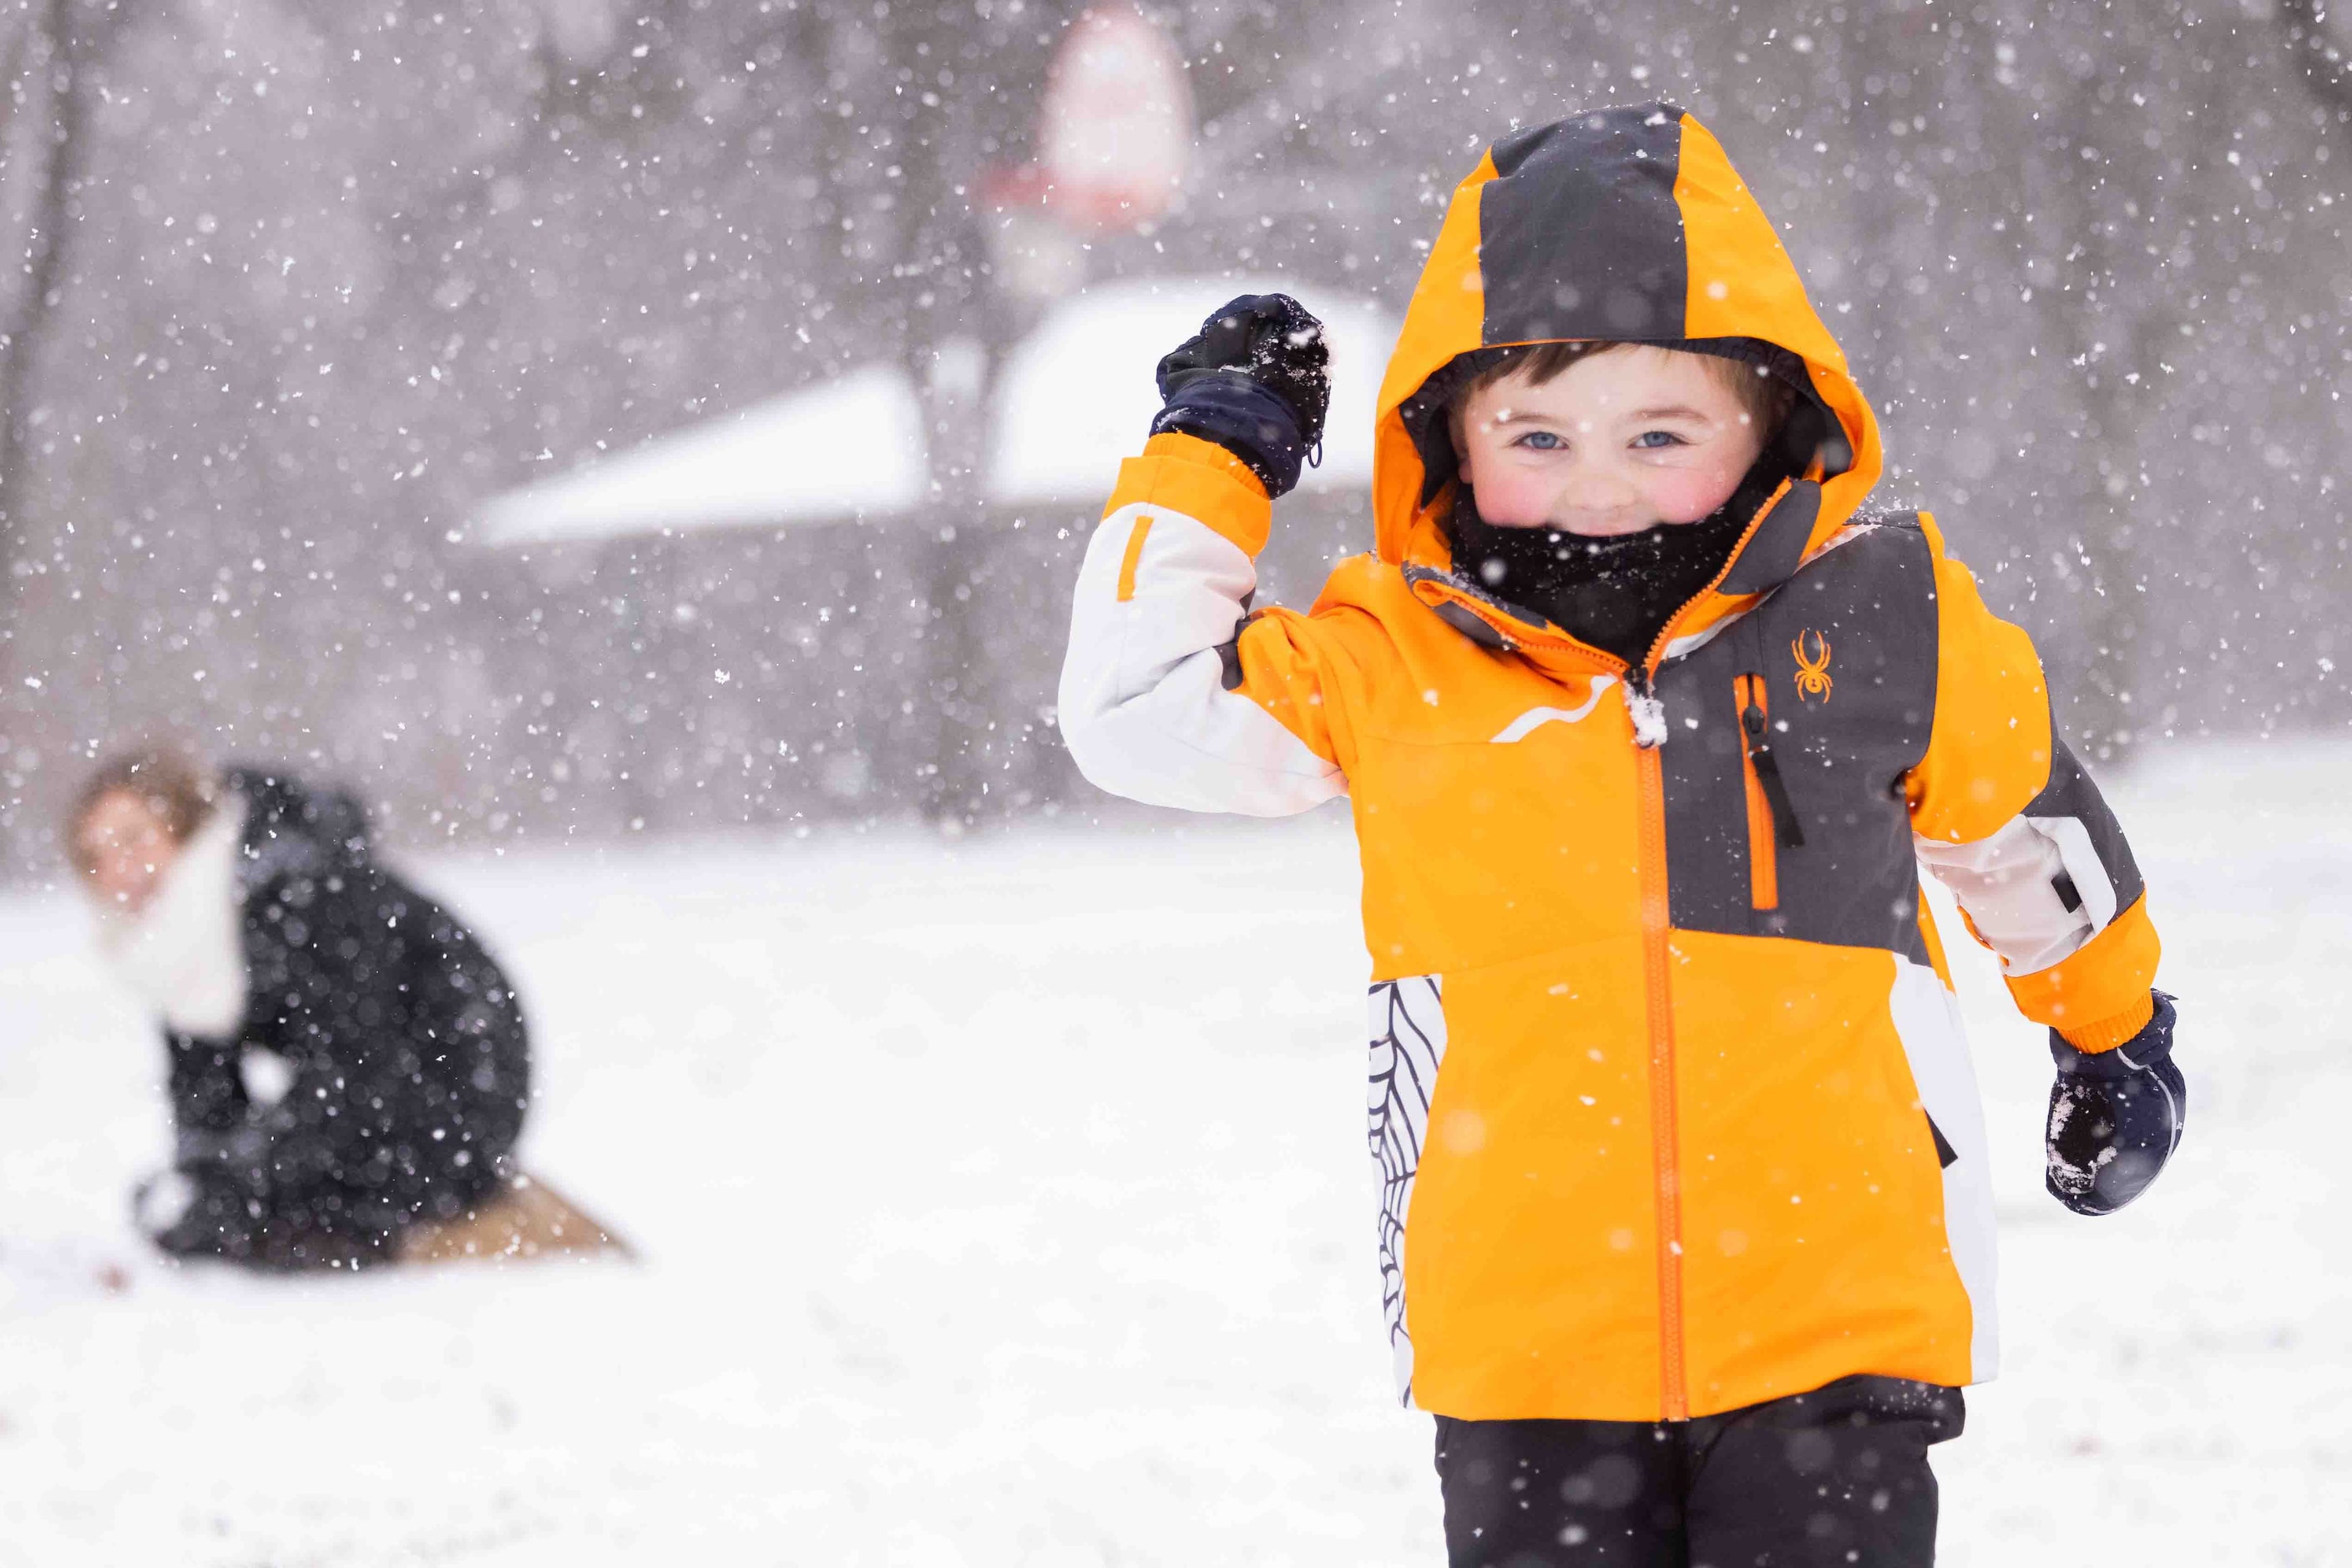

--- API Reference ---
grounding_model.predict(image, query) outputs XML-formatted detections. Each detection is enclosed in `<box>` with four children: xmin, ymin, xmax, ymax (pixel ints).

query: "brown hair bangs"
<box><xmin>1462</xmin><ymin>340</ymin><xmax>1796</xmax><ymax>435</ymax></box>
<box><xmin>68</xmin><ymin>748</ymin><xmax>219</xmax><ymax>846</ymax></box>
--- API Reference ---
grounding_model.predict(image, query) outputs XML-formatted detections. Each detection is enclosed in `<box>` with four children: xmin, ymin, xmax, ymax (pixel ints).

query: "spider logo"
<box><xmin>1792</xmin><ymin>629</ymin><xmax>1834</xmax><ymax>704</ymax></box>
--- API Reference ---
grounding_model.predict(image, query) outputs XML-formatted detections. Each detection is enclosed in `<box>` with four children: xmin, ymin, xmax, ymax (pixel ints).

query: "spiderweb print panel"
<box><xmin>1365</xmin><ymin>974</ymin><xmax>1446</xmax><ymax>1407</ymax></box>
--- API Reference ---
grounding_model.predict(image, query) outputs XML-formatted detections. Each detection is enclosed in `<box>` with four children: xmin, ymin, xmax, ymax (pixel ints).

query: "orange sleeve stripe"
<box><xmin>2005</xmin><ymin>893</ymin><xmax>2162</xmax><ymax>1049</ymax></box>
<box><xmin>1102</xmin><ymin>432</ymin><xmax>1272</xmax><ymax>556</ymax></box>
<box><xmin>1114</xmin><ymin>515</ymin><xmax>1154</xmax><ymax>602</ymax></box>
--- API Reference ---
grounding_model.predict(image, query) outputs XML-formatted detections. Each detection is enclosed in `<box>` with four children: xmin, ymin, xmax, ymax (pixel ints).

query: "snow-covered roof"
<box><xmin>473</xmin><ymin>276</ymin><xmax>1399</xmax><ymax>546</ymax></box>
<box><xmin>473</xmin><ymin>362</ymin><xmax>929</xmax><ymax>545</ymax></box>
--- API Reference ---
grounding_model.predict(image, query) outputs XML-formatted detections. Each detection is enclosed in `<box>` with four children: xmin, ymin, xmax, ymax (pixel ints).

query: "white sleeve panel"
<box><xmin>1058</xmin><ymin>502</ymin><xmax>1347</xmax><ymax>817</ymax></box>
<box><xmin>1914</xmin><ymin>817</ymin><xmax>2097</xmax><ymax>976</ymax></box>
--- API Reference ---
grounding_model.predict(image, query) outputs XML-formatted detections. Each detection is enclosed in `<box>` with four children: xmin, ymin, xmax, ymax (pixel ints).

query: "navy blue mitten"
<box><xmin>1151</xmin><ymin>293</ymin><xmax>1330</xmax><ymax>497</ymax></box>
<box><xmin>2046</xmin><ymin>992</ymin><xmax>2184</xmax><ymax>1216</ymax></box>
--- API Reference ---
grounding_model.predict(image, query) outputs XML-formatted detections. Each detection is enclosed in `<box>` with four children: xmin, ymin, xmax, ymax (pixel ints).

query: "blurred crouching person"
<box><xmin>68</xmin><ymin>751</ymin><xmax>530</xmax><ymax>1270</ymax></box>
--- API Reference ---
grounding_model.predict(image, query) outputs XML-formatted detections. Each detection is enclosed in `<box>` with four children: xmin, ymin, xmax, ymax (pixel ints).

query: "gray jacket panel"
<box><xmin>1657</xmin><ymin>518</ymin><xmax>1940</xmax><ymax>960</ymax></box>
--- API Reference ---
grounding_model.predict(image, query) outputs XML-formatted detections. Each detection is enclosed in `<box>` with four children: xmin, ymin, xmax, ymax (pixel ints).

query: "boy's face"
<box><xmin>1450</xmin><ymin>345</ymin><xmax>1768</xmax><ymax>537</ymax></box>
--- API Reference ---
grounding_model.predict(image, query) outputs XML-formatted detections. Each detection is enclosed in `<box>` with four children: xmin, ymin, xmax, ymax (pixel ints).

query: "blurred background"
<box><xmin>5</xmin><ymin>5</ymin><xmax>2352</xmax><ymax>1563</ymax></box>
<box><xmin>0</xmin><ymin>0</ymin><xmax>2344</xmax><ymax>869</ymax></box>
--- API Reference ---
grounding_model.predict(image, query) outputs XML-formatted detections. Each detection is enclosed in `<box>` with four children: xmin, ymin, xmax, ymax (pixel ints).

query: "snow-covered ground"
<box><xmin>2</xmin><ymin>739</ymin><xmax>2346</xmax><ymax>1565</ymax></box>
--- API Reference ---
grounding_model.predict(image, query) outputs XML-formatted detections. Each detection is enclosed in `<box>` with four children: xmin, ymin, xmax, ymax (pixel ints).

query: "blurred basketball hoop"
<box><xmin>984</xmin><ymin>5</ymin><xmax>1193</xmax><ymax>301</ymax></box>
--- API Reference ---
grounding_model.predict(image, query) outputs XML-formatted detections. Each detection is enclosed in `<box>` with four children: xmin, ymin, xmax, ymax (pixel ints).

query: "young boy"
<box><xmin>1059</xmin><ymin>105</ymin><xmax>2184</xmax><ymax>1565</ymax></box>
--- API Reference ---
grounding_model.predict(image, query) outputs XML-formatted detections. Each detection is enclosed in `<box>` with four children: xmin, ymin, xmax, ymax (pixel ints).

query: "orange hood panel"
<box><xmin>1372</xmin><ymin>104</ymin><xmax>1884</xmax><ymax>592</ymax></box>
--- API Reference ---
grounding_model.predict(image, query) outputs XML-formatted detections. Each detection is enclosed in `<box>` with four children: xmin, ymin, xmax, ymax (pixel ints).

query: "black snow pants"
<box><xmin>1434</xmin><ymin>1376</ymin><xmax>1963</xmax><ymax>1568</ymax></box>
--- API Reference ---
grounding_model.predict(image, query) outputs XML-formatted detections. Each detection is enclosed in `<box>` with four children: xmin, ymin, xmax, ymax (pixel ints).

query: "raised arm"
<box><xmin>1058</xmin><ymin>295</ymin><xmax>1352</xmax><ymax>817</ymax></box>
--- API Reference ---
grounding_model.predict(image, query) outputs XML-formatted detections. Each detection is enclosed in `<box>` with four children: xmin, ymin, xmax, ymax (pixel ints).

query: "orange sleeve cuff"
<box><xmin>1103</xmin><ymin>432</ymin><xmax>1273</xmax><ymax>556</ymax></box>
<box><xmin>1141</xmin><ymin>432</ymin><xmax>1269</xmax><ymax>494</ymax></box>
<box><xmin>2057</xmin><ymin>990</ymin><xmax>2159</xmax><ymax>1055</ymax></box>
<box><xmin>2005</xmin><ymin>893</ymin><xmax>2162</xmax><ymax>1051</ymax></box>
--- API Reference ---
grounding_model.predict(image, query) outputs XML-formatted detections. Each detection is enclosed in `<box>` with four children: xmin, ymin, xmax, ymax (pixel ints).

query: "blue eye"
<box><xmin>1632</xmin><ymin>430</ymin><xmax>1687</xmax><ymax>449</ymax></box>
<box><xmin>1513</xmin><ymin>430</ymin><xmax>1565</xmax><ymax>451</ymax></box>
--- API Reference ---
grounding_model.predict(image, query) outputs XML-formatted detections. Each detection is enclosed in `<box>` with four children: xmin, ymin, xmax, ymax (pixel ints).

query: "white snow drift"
<box><xmin>1</xmin><ymin>741</ymin><xmax>2346</xmax><ymax>1564</ymax></box>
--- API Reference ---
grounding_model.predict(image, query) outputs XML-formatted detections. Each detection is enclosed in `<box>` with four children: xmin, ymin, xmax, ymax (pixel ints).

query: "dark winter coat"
<box><xmin>159</xmin><ymin>767</ymin><xmax>529</xmax><ymax>1268</ymax></box>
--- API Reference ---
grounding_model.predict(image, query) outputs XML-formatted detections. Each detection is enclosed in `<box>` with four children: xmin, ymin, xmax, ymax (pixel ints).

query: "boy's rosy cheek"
<box><xmin>1464</xmin><ymin>462</ymin><xmax>1557</xmax><ymax>528</ymax></box>
<box><xmin>1644</xmin><ymin>467</ymin><xmax>1747</xmax><ymax>525</ymax></box>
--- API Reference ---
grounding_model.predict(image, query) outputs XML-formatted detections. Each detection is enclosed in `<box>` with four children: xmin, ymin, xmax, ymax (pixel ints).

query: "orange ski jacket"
<box><xmin>1059</xmin><ymin>104</ymin><xmax>2162</xmax><ymax>1423</ymax></box>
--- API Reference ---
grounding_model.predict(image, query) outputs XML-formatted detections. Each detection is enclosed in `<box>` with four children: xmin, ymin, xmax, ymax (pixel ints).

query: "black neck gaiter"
<box><xmin>1446</xmin><ymin>461</ymin><xmax>1788</xmax><ymax>665</ymax></box>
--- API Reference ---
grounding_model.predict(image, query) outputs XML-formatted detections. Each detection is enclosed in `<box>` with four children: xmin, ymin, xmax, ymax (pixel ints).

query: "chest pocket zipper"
<box><xmin>1735</xmin><ymin>672</ymin><xmax>1805</xmax><ymax>910</ymax></box>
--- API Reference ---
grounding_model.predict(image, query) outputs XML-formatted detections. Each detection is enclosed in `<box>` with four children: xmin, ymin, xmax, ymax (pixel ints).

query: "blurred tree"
<box><xmin>842</xmin><ymin>3</ymin><xmax>1065</xmax><ymax>825</ymax></box>
<box><xmin>0</xmin><ymin>0</ymin><xmax>134</xmax><ymax>663</ymax></box>
<box><xmin>2279</xmin><ymin>0</ymin><xmax>2352</xmax><ymax>122</ymax></box>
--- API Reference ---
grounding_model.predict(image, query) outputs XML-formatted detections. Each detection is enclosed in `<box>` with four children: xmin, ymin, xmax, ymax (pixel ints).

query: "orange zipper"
<box><xmin>1621</xmin><ymin>493</ymin><xmax>1789</xmax><ymax>1424</ymax></box>
<box><xmin>1429</xmin><ymin>480</ymin><xmax>1803</xmax><ymax>1426</ymax></box>
<box><xmin>1735</xmin><ymin>674</ymin><xmax>1779</xmax><ymax>911</ymax></box>
<box><xmin>1633</xmin><ymin>734</ymin><xmax>1687</xmax><ymax>1421</ymax></box>
<box><xmin>1623</xmin><ymin>508</ymin><xmax>1778</xmax><ymax>1426</ymax></box>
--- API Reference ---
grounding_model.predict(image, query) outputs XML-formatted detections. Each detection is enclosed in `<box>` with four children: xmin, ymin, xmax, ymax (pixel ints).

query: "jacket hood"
<box><xmin>1373</xmin><ymin>104</ymin><xmax>1883</xmax><ymax>598</ymax></box>
<box><xmin>225</xmin><ymin>765</ymin><xmax>372</xmax><ymax>885</ymax></box>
